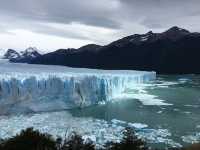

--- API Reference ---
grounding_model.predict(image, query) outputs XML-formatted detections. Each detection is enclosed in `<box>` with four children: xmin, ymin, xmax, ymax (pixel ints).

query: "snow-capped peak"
<box><xmin>3</xmin><ymin>49</ymin><xmax>20</xmax><ymax>59</ymax></box>
<box><xmin>25</xmin><ymin>47</ymin><xmax>38</xmax><ymax>53</ymax></box>
<box><xmin>20</xmin><ymin>47</ymin><xmax>41</xmax><ymax>58</ymax></box>
<box><xmin>2</xmin><ymin>47</ymin><xmax>41</xmax><ymax>61</ymax></box>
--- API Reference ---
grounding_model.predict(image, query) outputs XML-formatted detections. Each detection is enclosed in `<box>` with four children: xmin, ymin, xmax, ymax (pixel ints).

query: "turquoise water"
<box><xmin>69</xmin><ymin>75</ymin><xmax>200</xmax><ymax>148</ymax></box>
<box><xmin>0</xmin><ymin>75</ymin><xmax>200</xmax><ymax>148</ymax></box>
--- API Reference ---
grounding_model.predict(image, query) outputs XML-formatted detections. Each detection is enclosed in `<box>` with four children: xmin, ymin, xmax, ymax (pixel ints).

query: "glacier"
<box><xmin>0</xmin><ymin>59</ymin><xmax>156</xmax><ymax>114</ymax></box>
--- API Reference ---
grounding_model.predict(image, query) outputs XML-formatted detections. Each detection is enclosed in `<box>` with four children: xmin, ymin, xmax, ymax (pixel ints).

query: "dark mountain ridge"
<box><xmin>10</xmin><ymin>26</ymin><xmax>200</xmax><ymax>74</ymax></box>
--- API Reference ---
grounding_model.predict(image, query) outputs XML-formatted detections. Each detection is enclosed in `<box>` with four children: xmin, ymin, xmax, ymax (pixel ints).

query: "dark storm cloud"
<box><xmin>121</xmin><ymin>0</ymin><xmax>200</xmax><ymax>31</ymax></box>
<box><xmin>0</xmin><ymin>0</ymin><xmax>121</xmax><ymax>29</ymax></box>
<box><xmin>0</xmin><ymin>0</ymin><xmax>200</xmax><ymax>43</ymax></box>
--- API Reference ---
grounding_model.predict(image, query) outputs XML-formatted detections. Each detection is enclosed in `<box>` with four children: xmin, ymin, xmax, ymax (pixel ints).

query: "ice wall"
<box><xmin>0</xmin><ymin>60</ymin><xmax>156</xmax><ymax>114</ymax></box>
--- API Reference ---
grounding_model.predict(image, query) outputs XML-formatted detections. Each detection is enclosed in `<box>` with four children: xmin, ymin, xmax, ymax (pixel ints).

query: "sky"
<box><xmin>0</xmin><ymin>0</ymin><xmax>200</xmax><ymax>52</ymax></box>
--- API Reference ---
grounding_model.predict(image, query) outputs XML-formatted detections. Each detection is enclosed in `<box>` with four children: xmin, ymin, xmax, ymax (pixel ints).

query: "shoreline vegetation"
<box><xmin>0</xmin><ymin>127</ymin><xmax>199</xmax><ymax>150</ymax></box>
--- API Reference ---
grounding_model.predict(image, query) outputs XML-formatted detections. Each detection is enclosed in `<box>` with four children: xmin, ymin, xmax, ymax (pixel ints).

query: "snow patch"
<box><xmin>140</xmin><ymin>35</ymin><xmax>149</xmax><ymax>42</ymax></box>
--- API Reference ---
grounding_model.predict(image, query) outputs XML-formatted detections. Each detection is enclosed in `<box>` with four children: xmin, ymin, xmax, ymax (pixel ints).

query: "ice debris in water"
<box><xmin>118</xmin><ymin>83</ymin><xmax>173</xmax><ymax>106</ymax></box>
<box><xmin>0</xmin><ymin>111</ymin><xmax>181</xmax><ymax>148</ymax></box>
<box><xmin>182</xmin><ymin>133</ymin><xmax>200</xmax><ymax>144</ymax></box>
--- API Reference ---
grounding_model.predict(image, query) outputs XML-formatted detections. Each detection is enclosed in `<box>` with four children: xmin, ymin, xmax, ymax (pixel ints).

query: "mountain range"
<box><xmin>3</xmin><ymin>47</ymin><xmax>41</xmax><ymax>62</ymax></box>
<box><xmin>3</xmin><ymin>26</ymin><xmax>200</xmax><ymax>74</ymax></box>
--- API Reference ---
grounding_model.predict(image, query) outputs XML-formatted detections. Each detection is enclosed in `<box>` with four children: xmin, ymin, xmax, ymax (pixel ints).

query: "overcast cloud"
<box><xmin>0</xmin><ymin>0</ymin><xmax>199</xmax><ymax>52</ymax></box>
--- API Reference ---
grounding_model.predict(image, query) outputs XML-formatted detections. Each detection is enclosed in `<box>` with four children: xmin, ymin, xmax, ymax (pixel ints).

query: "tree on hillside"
<box><xmin>0</xmin><ymin>128</ymin><xmax>56</xmax><ymax>150</ymax></box>
<box><xmin>61</xmin><ymin>132</ymin><xmax>95</xmax><ymax>150</ymax></box>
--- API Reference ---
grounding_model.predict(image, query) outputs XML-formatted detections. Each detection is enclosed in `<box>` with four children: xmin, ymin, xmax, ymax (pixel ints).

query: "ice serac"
<box><xmin>0</xmin><ymin>60</ymin><xmax>156</xmax><ymax>114</ymax></box>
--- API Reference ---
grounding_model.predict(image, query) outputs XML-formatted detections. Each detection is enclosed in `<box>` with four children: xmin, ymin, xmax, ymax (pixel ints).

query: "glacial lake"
<box><xmin>69</xmin><ymin>75</ymin><xmax>200</xmax><ymax>148</ymax></box>
<box><xmin>0</xmin><ymin>75</ymin><xmax>200</xmax><ymax>149</ymax></box>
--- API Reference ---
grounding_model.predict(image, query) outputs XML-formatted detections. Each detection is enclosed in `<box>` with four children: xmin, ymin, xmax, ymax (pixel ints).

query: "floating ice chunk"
<box><xmin>173</xmin><ymin>108</ymin><xmax>180</xmax><ymax>112</ymax></box>
<box><xmin>183</xmin><ymin>111</ymin><xmax>192</xmax><ymax>114</ymax></box>
<box><xmin>132</xmin><ymin>93</ymin><xmax>172</xmax><ymax>106</ymax></box>
<box><xmin>178</xmin><ymin>78</ymin><xmax>190</xmax><ymax>83</ymax></box>
<box><xmin>128</xmin><ymin>123</ymin><xmax>148</xmax><ymax>129</ymax></box>
<box><xmin>111</xmin><ymin>119</ymin><xmax>148</xmax><ymax>129</ymax></box>
<box><xmin>182</xmin><ymin>133</ymin><xmax>200</xmax><ymax>144</ymax></box>
<box><xmin>184</xmin><ymin>105</ymin><xmax>199</xmax><ymax>108</ymax></box>
<box><xmin>111</xmin><ymin>119</ymin><xmax>126</xmax><ymax>125</ymax></box>
<box><xmin>157</xmin><ymin>111</ymin><xmax>163</xmax><ymax>114</ymax></box>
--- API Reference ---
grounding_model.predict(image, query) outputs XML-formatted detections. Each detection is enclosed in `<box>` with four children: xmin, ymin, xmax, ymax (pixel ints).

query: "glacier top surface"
<box><xmin>0</xmin><ymin>59</ymin><xmax>155</xmax><ymax>77</ymax></box>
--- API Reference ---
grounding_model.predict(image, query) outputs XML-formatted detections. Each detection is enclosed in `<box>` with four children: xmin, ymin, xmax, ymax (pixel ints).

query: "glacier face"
<box><xmin>0</xmin><ymin>59</ymin><xmax>156</xmax><ymax>114</ymax></box>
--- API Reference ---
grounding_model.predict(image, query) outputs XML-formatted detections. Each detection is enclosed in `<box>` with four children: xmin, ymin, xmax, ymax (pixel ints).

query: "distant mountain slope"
<box><xmin>3</xmin><ymin>49</ymin><xmax>20</xmax><ymax>59</ymax></box>
<box><xmin>11</xmin><ymin>27</ymin><xmax>200</xmax><ymax>74</ymax></box>
<box><xmin>4</xmin><ymin>47</ymin><xmax>41</xmax><ymax>63</ymax></box>
<box><xmin>27</xmin><ymin>44</ymin><xmax>102</xmax><ymax>67</ymax></box>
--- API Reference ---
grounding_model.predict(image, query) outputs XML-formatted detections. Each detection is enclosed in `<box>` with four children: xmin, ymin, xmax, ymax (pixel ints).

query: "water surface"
<box><xmin>0</xmin><ymin>75</ymin><xmax>200</xmax><ymax>149</ymax></box>
<box><xmin>69</xmin><ymin>75</ymin><xmax>200</xmax><ymax>148</ymax></box>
